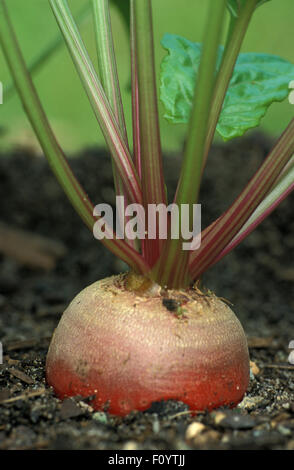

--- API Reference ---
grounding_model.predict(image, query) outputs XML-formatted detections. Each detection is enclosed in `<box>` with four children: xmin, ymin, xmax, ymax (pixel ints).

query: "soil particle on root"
<box><xmin>0</xmin><ymin>134</ymin><xmax>294</xmax><ymax>450</ymax></box>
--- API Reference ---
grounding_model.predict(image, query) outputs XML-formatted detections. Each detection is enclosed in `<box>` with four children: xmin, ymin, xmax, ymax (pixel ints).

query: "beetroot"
<box><xmin>46</xmin><ymin>273</ymin><xmax>249</xmax><ymax>416</ymax></box>
<box><xmin>6</xmin><ymin>0</ymin><xmax>290</xmax><ymax>419</ymax></box>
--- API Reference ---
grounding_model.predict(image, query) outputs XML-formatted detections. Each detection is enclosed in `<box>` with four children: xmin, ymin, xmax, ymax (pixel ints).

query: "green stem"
<box><xmin>153</xmin><ymin>0</ymin><xmax>227</xmax><ymax>288</ymax></box>
<box><xmin>202</xmin><ymin>0</ymin><xmax>257</xmax><ymax>170</ymax></box>
<box><xmin>0</xmin><ymin>0</ymin><xmax>92</xmax><ymax>229</ymax></box>
<box><xmin>223</xmin><ymin>11</ymin><xmax>237</xmax><ymax>53</ymax></box>
<box><xmin>92</xmin><ymin>0</ymin><xmax>135</xmax><ymax>247</ymax></box>
<box><xmin>213</xmin><ymin>158</ymin><xmax>294</xmax><ymax>263</ymax></box>
<box><xmin>92</xmin><ymin>0</ymin><xmax>128</xmax><ymax>146</ymax></box>
<box><xmin>49</xmin><ymin>0</ymin><xmax>142</xmax><ymax>206</ymax></box>
<box><xmin>0</xmin><ymin>0</ymin><xmax>148</xmax><ymax>274</ymax></box>
<box><xmin>130</xmin><ymin>0</ymin><xmax>141</xmax><ymax>178</ymax></box>
<box><xmin>189</xmin><ymin>118</ymin><xmax>294</xmax><ymax>280</ymax></box>
<box><xmin>132</xmin><ymin>0</ymin><xmax>167</xmax><ymax>266</ymax></box>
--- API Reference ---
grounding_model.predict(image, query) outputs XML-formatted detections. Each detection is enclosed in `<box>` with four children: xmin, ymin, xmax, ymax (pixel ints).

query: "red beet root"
<box><xmin>46</xmin><ymin>273</ymin><xmax>249</xmax><ymax>416</ymax></box>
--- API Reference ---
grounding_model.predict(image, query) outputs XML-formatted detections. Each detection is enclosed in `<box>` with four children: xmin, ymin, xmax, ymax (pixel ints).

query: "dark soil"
<box><xmin>0</xmin><ymin>133</ymin><xmax>293</xmax><ymax>450</ymax></box>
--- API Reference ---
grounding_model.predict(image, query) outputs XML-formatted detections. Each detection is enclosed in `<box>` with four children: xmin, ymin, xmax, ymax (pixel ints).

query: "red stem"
<box><xmin>189</xmin><ymin>118</ymin><xmax>294</xmax><ymax>280</ymax></box>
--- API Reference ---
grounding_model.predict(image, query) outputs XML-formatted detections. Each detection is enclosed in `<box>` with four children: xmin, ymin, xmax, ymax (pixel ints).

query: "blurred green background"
<box><xmin>0</xmin><ymin>0</ymin><xmax>293</xmax><ymax>155</ymax></box>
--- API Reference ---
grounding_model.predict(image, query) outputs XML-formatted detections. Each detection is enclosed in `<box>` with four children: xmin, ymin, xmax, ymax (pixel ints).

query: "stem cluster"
<box><xmin>0</xmin><ymin>0</ymin><xmax>293</xmax><ymax>289</ymax></box>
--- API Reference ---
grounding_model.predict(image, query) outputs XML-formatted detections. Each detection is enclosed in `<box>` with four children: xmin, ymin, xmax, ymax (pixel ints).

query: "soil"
<box><xmin>0</xmin><ymin>133</ymin><xmax>293</xmax><ymax>450</ymax></box>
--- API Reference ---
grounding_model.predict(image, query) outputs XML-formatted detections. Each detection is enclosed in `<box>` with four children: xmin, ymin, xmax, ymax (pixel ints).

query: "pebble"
<box><xmin>123</xmin><ymin>440</ymin><xmax>139</xmax><ymax>450</ymax></box>
<box><xmin>152</xmin><ymin>419</ymin><xmax>160</xmax><ymax>434</ymax></box>
<box><xmin>92</xmin><ymin>411</ymin><xmax>108</xmax><ymax>424</ymax></box>
<box><xmin>213</xmin><ymin>410</ymin><xmax>256</xmax><ymax>430</ymax></box>
<box><xmin>79</xmin><ymin>401</ymin><xmax>94</xmax><ymax>413</ymax></box>
<box><xmin>238</xmin><ymin>396</ymin><xmax>265</xmax><ymax>410</ymax></box>
<box><xmin>250</xmin><ymin>360</ymin><xmax>260</xmax><ymax>376</ymax></box>
<box><xmin>277</xmin><ymin>425</ymin><xmax>292</xmax><ymax>436</ymax></box>
<box><xmin>185</xmin><ymin>422</ymin><xmax>205</xmax><ymax>440</ymax></box>
<box><xmin>59</xmin><ymin>398</ymin><xmax>85</xmax><ymax>420</ymax></box>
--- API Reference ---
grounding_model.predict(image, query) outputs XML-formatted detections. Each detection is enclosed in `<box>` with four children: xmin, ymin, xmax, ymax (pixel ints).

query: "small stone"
<box><xmin>123</xmin><ymin>440</ymin><xmax>139</xmax><ymax>450</ymax></box>
<box><xmin>221</xmin><ymin>434</ymin><xmax>231</xmax><ymax>444</ymax></box>
<box><xmin>238</xmin><ymin>396</ymin><xmax>265</xmax><ymax>410</ymax></box>
<box><xmin>59</xmin><ymin>398</ymin><xmax>84</xmax><ymax>420</ymax></box>
<box><xmin>213</xmin><ymin>410</ymin><xmax>256</xmax><ymax>430</ymax></box>
<box><xmin>92</xmin><ymin>411</ymin><xmax>108</xmax><ymax>424</ymax></box>
<box><xmin>152</xmin><ymin>419</ymin><xmax>160</xmax><ymax>434</ymax></box>
<box><xmin>185</xmin><ymin>422</ymin><xmax>205</xmax><ymax>440</ymax></box>
<box><xmin>162</xmin><ymin>298</ymin><xmax>180</xmax><ymax>312</ymax></box>
<box><xmin>213</xmin><ymin>411</ymin><xmax>227</xmax><ymax>426</ymax></box>
<box><xmin>277</xmin><ymin>425</ymin><xmax>292</xmax><ymax>436</ymax></box>
<box><xmin>250</xmin><ymin>361</ymin><xmax>260</xmax><ymax>375</ymax></box>
<box><xmin>79</xmin><ymin>401</ymin><xmax>94</xmax><ymax>413</ymax></box>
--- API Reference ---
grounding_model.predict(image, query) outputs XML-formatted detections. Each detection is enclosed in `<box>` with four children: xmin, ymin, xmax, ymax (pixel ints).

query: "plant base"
<box><xmin>46</xmin><ymin>273</ymin><xmax>250</xmax><ymax>416</ymax></box>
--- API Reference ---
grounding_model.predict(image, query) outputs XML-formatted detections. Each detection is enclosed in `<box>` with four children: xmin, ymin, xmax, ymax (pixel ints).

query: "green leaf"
<box><xmin>227</xmin><ymin>0</ymin><xmax>270</xmax><ymax>18</ymax></box>
<box><xmin>160</xmin><ymin>33</ymin><xmax>294</xmax><ymax>140</ymax></box>
<box><xmin>217</xmin><ymin>53</ymin><xmax>294</xmax><ymax>140</ymax></box>
<box><xmin>159</xmin><ymin>34</ymin><xmax>223</xmax><ymax>124</ymax></box>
